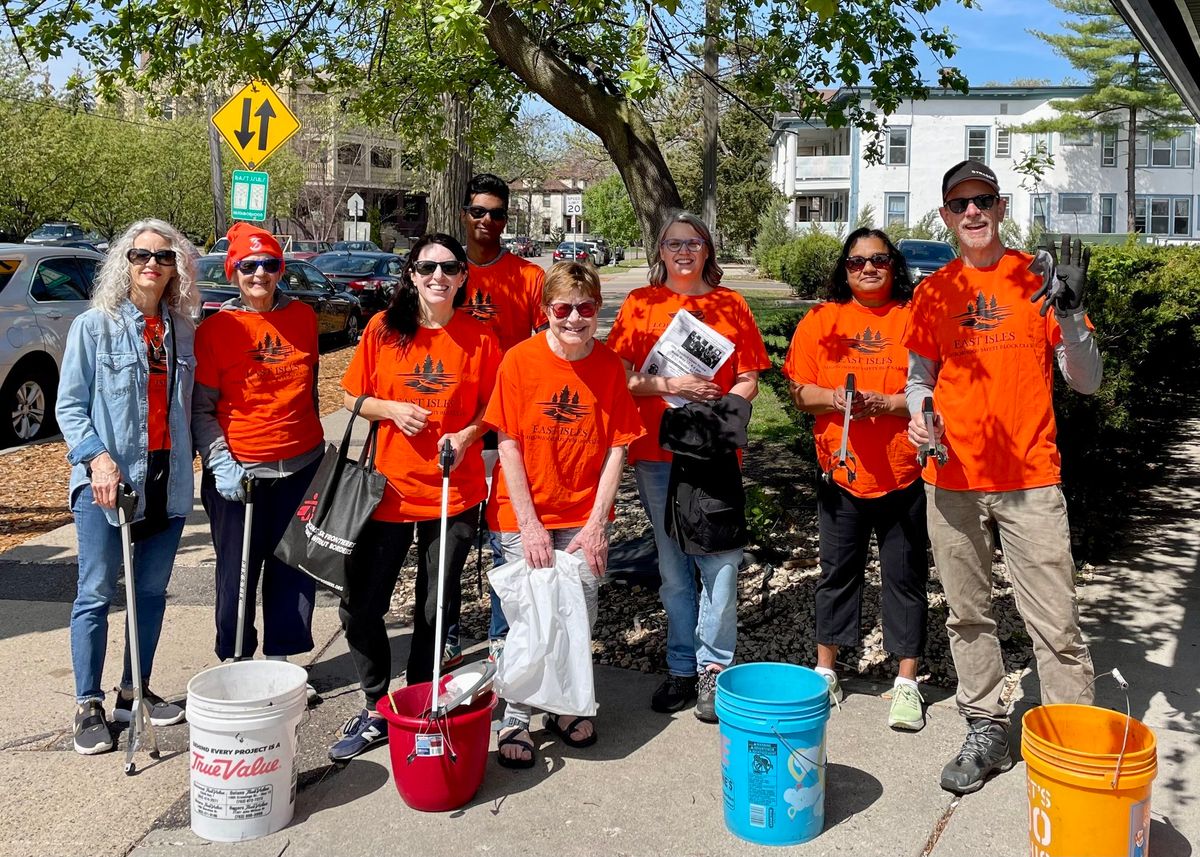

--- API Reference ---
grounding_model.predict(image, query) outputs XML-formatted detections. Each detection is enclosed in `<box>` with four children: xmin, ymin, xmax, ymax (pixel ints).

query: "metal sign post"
<box><xmin>565</xmin><ymin>193</ymin><xmax>583</xmax><ymax>259</ymax></box>
<box><xmin>347</xmin><ymin>193</ymin><xmax>365</xmax><ymax>241</ymax></box>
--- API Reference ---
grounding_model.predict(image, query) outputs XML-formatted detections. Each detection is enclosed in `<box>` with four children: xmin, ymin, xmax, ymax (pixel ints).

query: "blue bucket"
<box><xmin>714</xmin><ymin>663</ymin><xmax>830</xmax><ymax>846</ymax></box>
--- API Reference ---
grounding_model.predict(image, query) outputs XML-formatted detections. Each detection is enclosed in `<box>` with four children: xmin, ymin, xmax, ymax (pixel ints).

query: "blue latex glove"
<box><xmin>211</xmin><ymin>456</ymin><xmax>247</xmax><ymax>502</ymax></box>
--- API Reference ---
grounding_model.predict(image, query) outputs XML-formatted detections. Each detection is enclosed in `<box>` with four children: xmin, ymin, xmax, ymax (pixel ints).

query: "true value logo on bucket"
<box><xmin>191</xmin><ymin>739</ymin><xmax>285</xmax><ymax>820</ymax></box>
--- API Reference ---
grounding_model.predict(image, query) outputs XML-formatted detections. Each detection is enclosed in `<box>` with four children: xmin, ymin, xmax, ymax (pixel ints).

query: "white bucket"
<box><xmin>185</xmin><ymin>661</ymin><xmax>308</xmax><ymax>842</ymax></box>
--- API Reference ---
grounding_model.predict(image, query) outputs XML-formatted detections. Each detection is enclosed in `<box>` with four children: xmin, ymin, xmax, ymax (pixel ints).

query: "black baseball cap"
<box><xmin>942</xmin><ymin>159</ymin><xmax>1000</xmax><ymax>200</ymax></box>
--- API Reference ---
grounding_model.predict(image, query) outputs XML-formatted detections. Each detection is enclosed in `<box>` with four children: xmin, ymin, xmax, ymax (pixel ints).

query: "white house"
<box><xmin>509</xmin><ymin>178</ymin><xmax>591</xmax><ymax>242</ymax></box>
<box><xmin>770</xmin><ymin>86</ymin><xmax>1200</xmax><ymax>240</ymax></box>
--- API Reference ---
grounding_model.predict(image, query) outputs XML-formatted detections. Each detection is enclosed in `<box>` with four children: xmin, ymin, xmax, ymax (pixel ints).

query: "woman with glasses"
<box><xmin>486</xmin><ymin>261</ymin><xmax>644</xmax><ymax>768</ymax></box>
<box><xmin>607</xmin><ymin>211</ymin><xmax>771</xmax><ymax>723</ymax></box>
<box><xmin>330</xmin><ymin>233</ymin><xmax>501</xmax><ymax>762</ymax></box>
<box><xmin>57</xmin><ymin>218</ymin><xmax>199</xmax><ymax>755</ymax></box>
<box><xmin>192</xmin><ymin>224</ymin><xmax>325</xmax><ymax>695</ymax></box>
<box><xmin>782</xmin><ymin>227</ymin><xmax>929</xmax><ymax>731</ymax></box>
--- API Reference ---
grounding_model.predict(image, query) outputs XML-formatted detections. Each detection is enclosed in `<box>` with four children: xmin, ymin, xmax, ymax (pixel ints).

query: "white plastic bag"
<box><xmin>488</xmin><ymin>549</ymin><xmax>597</xmax><ymax>717</ymax></box>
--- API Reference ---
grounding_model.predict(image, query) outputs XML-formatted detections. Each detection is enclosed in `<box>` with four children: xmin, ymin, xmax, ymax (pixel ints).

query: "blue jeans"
<box><xmin>634</xmin><ymin>461</ymin><xmax>741</xmax><ymax>676</ymax></box>
<box><xmin>70</xmin><ymin>485</ymin><xmax>185</xmax><ymax>703</ymax></box>
<box><xmin>487</xmin><ymin>530</ymin><xmax>509</xmax><ymax>640</ymax></box>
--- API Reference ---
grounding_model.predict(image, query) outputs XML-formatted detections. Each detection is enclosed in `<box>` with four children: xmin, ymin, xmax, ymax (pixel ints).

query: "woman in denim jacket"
<box><xmin>56</xmin><ymin>218</ymin><xmax>199</xmax><ymax>756</ymax></box>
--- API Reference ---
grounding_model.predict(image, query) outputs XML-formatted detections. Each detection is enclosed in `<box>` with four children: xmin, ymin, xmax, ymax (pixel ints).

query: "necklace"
<box><xmin>144</xmin><ymin>317</ymin><xmax>166</xmax><ymax>364</ymax></box>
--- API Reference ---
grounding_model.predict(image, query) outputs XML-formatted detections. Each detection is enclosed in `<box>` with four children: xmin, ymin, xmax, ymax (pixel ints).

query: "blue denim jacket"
<box><xmin>56</xmin><ymin>300</ymin><xmax>197</xmax><ymax>526</ymax></box>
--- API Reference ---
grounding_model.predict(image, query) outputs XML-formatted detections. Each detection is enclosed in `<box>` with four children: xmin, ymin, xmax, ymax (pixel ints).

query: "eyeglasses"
<box><xmin>235</xmin><ymin>258</ymin><xmax>283</xmax><ymax>274</ymax></box>
<box><xmin>126</xmin><ymin>248</ymin><xmax>177</xmax><ymax>266</ymax></box>
<box><xmin>944</xmin><ymin>193</ymin><xmax>999</xmax><ymax>214</ymax></box>
<box><xmin>660</xmin><ymin>238</ymin><xmax>706</xmax><ymax>253</ymax></box>
<box><xmin>845</xmin><ymin>253</ymin><xmax>893</xmax><ymax>272</ymax></box>
<box><xmin>548</xmin><ymin>300</ymin><xmax>598</xmax><ymax>319</ymax></box>
<box><xmin>462</xmin><ymin>205</ymin><xmax>508</xmax><ymax>221</ymax></box>
<box><xmin>412</xmin><ymin>259</ymin><xmax>466</xmax><ymax>276</ymax></box>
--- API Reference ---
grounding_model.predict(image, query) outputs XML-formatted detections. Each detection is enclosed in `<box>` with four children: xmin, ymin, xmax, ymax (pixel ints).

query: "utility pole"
<box><xmin>701</xmin><ymin>0</ymin><xmax>719</xmax><ymax>238</ymax></box>
<box><xmin>207</xmin><ymin>90</ymin><xmax>228</xmax><ymax>238</ymax></box>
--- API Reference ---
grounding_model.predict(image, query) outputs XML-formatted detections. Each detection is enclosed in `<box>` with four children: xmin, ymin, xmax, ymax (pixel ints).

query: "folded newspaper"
<box><xmin>638</xmin><ymin>309</ymin><xmax>735</xmax><ymax>407</ymax></box>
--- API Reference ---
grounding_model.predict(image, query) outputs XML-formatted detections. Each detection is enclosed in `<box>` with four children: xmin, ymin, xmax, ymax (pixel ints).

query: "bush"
<box><xmin>751</xmin><ymin>195</ymin><xmax>790</xmax><ymax>273</ymax></box>
<box><xmin>762</xmin><ymin>232</ymin><xmax>843</xmax><ymax>298</ymax></box>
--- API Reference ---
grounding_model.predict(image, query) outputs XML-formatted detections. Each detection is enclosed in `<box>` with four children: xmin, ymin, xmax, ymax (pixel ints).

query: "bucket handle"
<box><xmin>1076</xmin><ymin>667</ymin><xmax>1131</xmax><ymax>790</ymax></box>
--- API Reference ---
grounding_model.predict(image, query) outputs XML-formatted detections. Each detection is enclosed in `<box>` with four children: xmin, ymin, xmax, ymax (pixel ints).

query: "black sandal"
<box><xmin>546</xmin><ymin>715</ymin><xmax>598</xmax><ymax>749</ymax></box>
<box><xmin>496</xmin><ymin>718</ymin><xmax>536</xmax><ymax>769</ymax></box>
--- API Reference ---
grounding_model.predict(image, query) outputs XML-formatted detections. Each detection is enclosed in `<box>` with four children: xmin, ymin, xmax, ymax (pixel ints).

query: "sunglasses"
<box><xmin>235</xmin><ymin>258</ymin><xmax>283</xmax><ymax>274</ymax></box>
<box><xmin>462</xmin><ymin>205</ymin><xmax>508</xmax><ymax>221</ymax></box>
<box><xmin>548</xmin><ymin>300</ymin><xmax>598</xmax><ymax>319</ymax></box>
<box><xmin>845</xmin><ymin>253</ymin><xmax>893</xmax><ymax>272</ymax></box>
<box><xmin>945</xmin><ymin>193</ymin><xmax>999</xmax><ymax>214</ymax></box>
<box><xmin>660</xmin><ymin>238</ymin><xmax>706</xmax><ymax>253</ymax></box>
<box><xmin>412</xmin><ymin>259</ymin><xmax>466</xmax><ymax>276</ymax></box>
<box><xmin>126</xmin><ymin>248</ymin><xmax>177</xmax><ymax>266</ymax></box>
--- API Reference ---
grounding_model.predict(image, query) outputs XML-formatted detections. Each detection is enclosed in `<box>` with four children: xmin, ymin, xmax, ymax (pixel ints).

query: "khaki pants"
<box><xmin>926</xmin><ymin>484</ymin><xmax>1094</xmax><ymax>723</ymax></box>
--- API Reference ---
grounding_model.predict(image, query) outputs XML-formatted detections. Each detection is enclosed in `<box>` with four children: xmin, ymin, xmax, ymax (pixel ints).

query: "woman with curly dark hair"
<box><xmin>783</xmin><ymin>227</ymin><xmax>930</xmax><ymax>732</ymax></box>
<box><xmin>330</xmin><ymin>233</ymin><xmax>501</xmax><ymax>762</ymax></box>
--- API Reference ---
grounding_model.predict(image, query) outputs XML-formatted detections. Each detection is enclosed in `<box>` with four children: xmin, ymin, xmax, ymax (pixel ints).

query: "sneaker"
<box><xmin>306</xmin><ymin>683</ymin><xmax>321</xmax><ymax>705</ymax></box>
<box><xmin>487</xmin><ymin>639</ymin><xmax>505</xmax><ymax>664</ymax></box>
<box><xmin>820</xmin><ymin>670</ymin><xmax>844</xmax><ymax>704</ymax></box>
<box><xmin>650</xmin><ymin>674</ymin><xmax>698</xmax><ymax>713</ymax></box>
<box><xmin>442</xmin><ymin>643</ymin><xmax>464</xmax><ymax>670</ymax></box>
<box><xmin>73</xmin><ymin>700</ymin><xmax>114</xmax><ymax>755</ymax></box>
<box><xmin>694</xmin><ymin>669</ymin><xmax>719</xmax><ymax>723</ymax></box>
<box><xmin>329</xmin><ymin>708</ymin><xmax>389</xmax><ymax>762</ymax></box>
<box><xmin>113</xmin><ymin>687</ymin><xmax>186</xmax><ymax>727</ymax></box>
<box><xmin>940</xmin><ymin>718</ymin><xmax>1013</xmax><ymax>794</ymax></box>
<box><xmin>888</xmin><ymin>683</ymin><xmax>925</xmax><ymax>731</ymax></box>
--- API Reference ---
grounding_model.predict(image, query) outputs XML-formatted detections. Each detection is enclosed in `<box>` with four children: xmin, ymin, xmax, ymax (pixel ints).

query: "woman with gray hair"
<box><xmin>56</xmin><ymin>218</ymin><xmax>199</xmax><ymax>756</ymax></box>
<box><xmin>607</xmin><ymin>211</ymin><xmax>771</xmax><ymax>723</ymax></box>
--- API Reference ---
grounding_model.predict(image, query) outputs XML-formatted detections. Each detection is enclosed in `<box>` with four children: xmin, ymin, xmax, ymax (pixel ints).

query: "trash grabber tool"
<box><xmin>825</xmin><ymin>373</ymin><xmax>857</xmax><ymax>483</ymax></box>
<box><xmin>117</xmin><ymin>484</ymin><xmax>159</xmax><ymax>775</ymax></box>
<box><xmin>234</xmin><ymin>475</ymin><xmax>254</xmax><ymax>661</ymax></box>
<box><xmin>916</xmin><ymin>396</ymin><xmax>948</xmax><ymax>467</ymax></box>
<box><xmin>430</xmin><ymin>439</ymin><xmax>456</xmax><ymax>719</ymax></box>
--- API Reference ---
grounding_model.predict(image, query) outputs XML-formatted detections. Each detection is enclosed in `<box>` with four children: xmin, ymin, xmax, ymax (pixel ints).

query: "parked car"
<box><xmin>288</xmin><ymin>240</ymin><xmax>332</xmax><ymax>261</ymax></box>
<box><xmin>331</xmin><ymin>239</ymin><xmax>382</xmax><ymax>253</ymax></box>
<box><xmin>583</xmin><ymin>238</ymin><xmax>611</xmax><ymax>266</ymax></box>
<box><xmin>0</xmin><ymin>244</ymin><xmax>104</xmax><ymax>446</ymax></box>
<box><xmin>896</xmin><ymin>239</ymin><xmax>957</xmax><ymax>284</ymax></box>
<box><xmin>553</xmin><ymin>242</ymin><xmax>592</xmax><ymax>264</ymax></box>
<box><xmin>209</xmin><ymin>237</ymin><xmax>230</xmax><ymax>254</ymax></box>
<box><xmin>193</xmin><ymin>254</ymin><xmax>365</xmax><ymax>343</ymax></box>
<box><xmin>310</xmin><ymin>250</ymin><xmax>406</xmax><ymax>313</ymax></box>
<box><xmin>24</xmin><ymin>222</ymin><xmax>108</xmax><ymax>253</ymax></box>
<box><xmin>508</xmin><ymin>236</ymin><xmax>541</xmax><ymax>257</ymax></box>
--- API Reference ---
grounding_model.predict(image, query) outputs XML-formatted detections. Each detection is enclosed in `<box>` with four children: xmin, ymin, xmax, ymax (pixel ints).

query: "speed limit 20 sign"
<box><xmin>564</xmin><ymin>193</ymin><xmax>583</xmax><ymax>216</ymax></box>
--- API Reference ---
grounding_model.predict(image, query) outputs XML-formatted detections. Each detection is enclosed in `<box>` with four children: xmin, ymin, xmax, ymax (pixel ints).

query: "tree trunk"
<box><xmin>428</xmin><ymin>92</ymin><xmax>472</xmax><ymax>243</ymax></box>
<box><xmin>484</xmin><ymin>0</ymin><xmax>682</xmax><ymax>256</ymax></box>
<box><xmin>701</xmin><ymin>0</ymin><xmax>719</xmax><ymax>240</ymax></box>
<box><xmin>207</xmin><ymin>92</ymin><xmax>228</xmax><ymax>238</ymax></box>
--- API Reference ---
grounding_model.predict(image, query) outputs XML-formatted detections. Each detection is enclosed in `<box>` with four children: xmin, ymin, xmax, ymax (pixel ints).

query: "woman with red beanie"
<box><xmin>192</xmin><ymin>223</ymin><xmax>324</xmax><ymax>695</ymax></box>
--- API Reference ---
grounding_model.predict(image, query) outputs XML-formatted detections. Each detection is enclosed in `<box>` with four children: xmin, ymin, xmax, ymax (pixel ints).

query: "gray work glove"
<box><xmin>1029</xmin><ymin>234</ymin><xmax>1090</xmax><ymax>317</ymax></box>
<box><xmin>211</xmin><ymin>456</ymin><xmax>247</xmax><ymax>502</ymax></box>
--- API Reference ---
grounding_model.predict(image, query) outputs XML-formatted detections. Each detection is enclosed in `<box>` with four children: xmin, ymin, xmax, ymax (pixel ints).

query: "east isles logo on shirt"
<box><xmin>249</xmin><ymin>332</ymin><xmax>296</xmax><ymax>364</ymax></box>
<box><xmin>668</xmin><ymin>309</ymin><xmax>706</xmax><ymax>323</ymax></box>
<box><xmin>954</xmin><ymin>292</ymin><xmax>1013</xmax><ymax>331</ymax></box>
<box><xmin>463</xmin><ymin>291</ymin><xmax>499</xmax><ymax>322</ymax></box>
<box><xmin>841</xmin><ymin>326</ymin><xmax>890</xmax><ymax>354</ymax></box>
<box><xmin>539</xmin><ymin>384</ymin><xmax>591</xmax><ymax>423</ymax></box>
<box><xmin>399</xmin><ymin>355</ymin><xmax>455</xmax><ymax>393</ymax></box>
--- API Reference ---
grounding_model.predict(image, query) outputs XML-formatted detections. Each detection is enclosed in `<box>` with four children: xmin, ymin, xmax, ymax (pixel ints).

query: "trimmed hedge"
<box><xmin>760</xmin><ymin>233</ymin><xmax>843</xmax><ymax>298</ymax></box>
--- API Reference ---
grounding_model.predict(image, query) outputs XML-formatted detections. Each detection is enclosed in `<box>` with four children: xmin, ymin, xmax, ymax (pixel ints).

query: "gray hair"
<box><xmin>647</xmin><ymin>210</ymin><xmax>723</xmax><ymax>289</ymax></box>
<box><xmin>91</xmin><ymin>218</ymin><xmax>200</xmax><ymax>322</ymax></box>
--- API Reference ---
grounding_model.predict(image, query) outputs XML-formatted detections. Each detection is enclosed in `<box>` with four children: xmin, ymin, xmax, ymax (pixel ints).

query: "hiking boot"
<box><xmin>113</xmin><ymin>686</ymin><xmax>186</xmax><ymax>727</ymax></box>
<box><xmin>442</xmin><ymin>643</ymin><xmax>464</xmax><ymax>670</ymax></box>
<box><xmin>73</xmin><ymin>700</ymin><xmax>114</xmax><ymax>755</ymax></box>
<box><xmin>888</xmin><ymin>683</ymin><xmax>925</xmax><ymax>731</ymax></box>
<box><xmin>650</xmin><ymin>674</ymin><xmax>698</xmax><ymax>713</ymax></box>
<box><xmin>694</xmin><ymin>669</ymin><xmax>719</xmax><ymax>723</ymax></box>
<box><xmin>940</xmin><ymin>718</ymin><xmax>1013</xmax><ymax>794</ymax></box>
<box><xmin>329</xmin><ymin>708</ymin><xmax>389</xmax><ymax>762</ymax></box>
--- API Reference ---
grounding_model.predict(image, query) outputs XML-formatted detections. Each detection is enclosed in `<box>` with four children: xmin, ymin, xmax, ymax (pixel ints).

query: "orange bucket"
<box><xmin>1021</xmin><ymin>704</ymin><xmax>1157</xmax><ymax>857</ymax></box>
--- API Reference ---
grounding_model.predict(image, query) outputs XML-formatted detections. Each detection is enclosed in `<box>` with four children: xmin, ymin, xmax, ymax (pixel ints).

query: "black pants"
<box><xmin>339</xmin><ymin>509</ymin><xmax>478</xmax><ymax>707</ymax></box>
<box><xmin>815</xmin><ymin>478</ymin><xmax>929</xmax><ymax>659</ymax></box>
<box><xmin>201</xmin><ymin>458</ymin><xmax>320</xmax><ymax>661</ymax></box>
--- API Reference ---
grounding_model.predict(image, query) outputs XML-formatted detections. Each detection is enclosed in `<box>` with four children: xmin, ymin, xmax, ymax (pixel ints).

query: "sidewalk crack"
<box><xmin>919</xmin><ymin>795</ymin><xmax>961</xmax><ymax>856</ymax></box>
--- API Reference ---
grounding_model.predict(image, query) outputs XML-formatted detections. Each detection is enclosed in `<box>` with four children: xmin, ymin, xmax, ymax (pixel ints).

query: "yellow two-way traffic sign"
<box><xmin>211</xmin><ymin>81</ymin><xmax>301</xmax><ymax>170</ymax></box>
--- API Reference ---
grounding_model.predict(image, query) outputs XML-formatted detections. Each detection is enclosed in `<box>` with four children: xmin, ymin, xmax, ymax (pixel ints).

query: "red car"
<box><xmin>553</xmin><ymin>241</ymin><xmax>591</xmax><ymax>263</ymax></box>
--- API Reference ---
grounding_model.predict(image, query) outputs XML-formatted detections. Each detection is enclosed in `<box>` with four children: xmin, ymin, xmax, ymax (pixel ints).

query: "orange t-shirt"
<box><xmin>904</xmin><ymin>250</ymin><xmax>1072</xmax><ymax>492</ymax></box>
<box><xmin>462</xmin><ymin>251</ymin><xmax>547</xmax><ymax>353</ymax></box>
<box><xmin>194</xmin><ymin>301</ymin><xmax>323</xmax><ymax>462</ymax></box>
<box><xmin>783</xmin><ymin>300</ymin><xmax>919</xmax><ymax>498</ymax></box>
<box><xmin>144</xmin><ymin>316</ymin><xmax>170</xmax><ymax>451</ymax></box>
<box><xmin>483</xmin><ymin>334</ymin><xmax>645</xmax><ymax>532</ymax></box>
<box><xmin>606</xmin><ymin>285</ymin><xmax>772</xmax><ymax>463</ymax></box>
<box><xmin>342</xmin><ymin>311</ymin><xmax>501</xmax><ymax>522</ymax></box>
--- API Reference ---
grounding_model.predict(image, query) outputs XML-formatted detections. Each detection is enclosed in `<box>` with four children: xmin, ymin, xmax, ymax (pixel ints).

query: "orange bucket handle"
<box><xmin>1076</xmin><ymin>667</ymin><xmax>1132</xmax><ymax>789</ymax></box>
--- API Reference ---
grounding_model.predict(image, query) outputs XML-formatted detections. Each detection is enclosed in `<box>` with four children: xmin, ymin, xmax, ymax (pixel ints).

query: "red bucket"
<box><xmin>376</xmin><ymin>681</ymin><xmax>496</xmax><ymax>812</ymax></box>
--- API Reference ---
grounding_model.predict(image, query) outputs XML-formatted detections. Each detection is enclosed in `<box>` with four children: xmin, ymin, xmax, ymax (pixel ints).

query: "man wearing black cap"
<box><xmin>903</xmin><ymin>159</ymin><xmax>1103</xmax><ymax>794</ymax></box>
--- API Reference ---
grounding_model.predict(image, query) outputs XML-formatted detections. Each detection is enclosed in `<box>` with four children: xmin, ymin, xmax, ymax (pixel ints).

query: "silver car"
<box><xmin>0</xmin><ymin>244</ymin><xmax>103</xmax><ymax>446</ymax></box>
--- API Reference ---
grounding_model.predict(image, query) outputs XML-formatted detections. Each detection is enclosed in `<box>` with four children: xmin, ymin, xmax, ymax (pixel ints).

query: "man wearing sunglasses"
<box><xmin>446</xmin><ymin>173</ymin><xmax>547</xmax><ymax>665</ymax></box>
<box><xmin>904</xmin><ymin>159</ymin><xmax>1103</xmax><ymax>795</ymax></box>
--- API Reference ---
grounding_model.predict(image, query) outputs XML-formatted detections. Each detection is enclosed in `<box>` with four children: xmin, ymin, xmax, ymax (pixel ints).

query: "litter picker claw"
<box><xmin>824</xmin><ymin>373</ymin><xmax>857</xmax><ymax>484</ymax></box>
<box><xmin>916</xmin><ymin>396</ymin><xmax>948</xmax><ymax>467</ymax></box>
<box><xmin>117</xmin><ymin>485</ymin><xmax>160</xmax><ymax>775</ymax></box>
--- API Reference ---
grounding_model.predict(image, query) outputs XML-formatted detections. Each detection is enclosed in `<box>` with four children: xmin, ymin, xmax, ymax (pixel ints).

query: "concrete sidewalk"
<box><xmin>1</xmin><ymin>407</ymin><xmax>1197</xmax><ymax>857</ymax></box>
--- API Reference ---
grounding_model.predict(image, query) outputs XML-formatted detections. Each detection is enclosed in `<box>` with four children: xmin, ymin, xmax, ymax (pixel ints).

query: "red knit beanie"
<box><xmin>224</xmin><ymin>222</ymin><xmax>284</xmax><ymax>280</ymax></box>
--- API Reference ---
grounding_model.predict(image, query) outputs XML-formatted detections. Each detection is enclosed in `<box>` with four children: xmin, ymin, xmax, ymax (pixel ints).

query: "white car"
<box><xmin>0</xmin><ymin>244</ymin><xmax>103</xmax><ymax>447</ymax></box>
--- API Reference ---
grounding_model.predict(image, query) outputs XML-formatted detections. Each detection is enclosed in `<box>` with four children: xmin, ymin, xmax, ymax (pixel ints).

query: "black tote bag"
<box><xmin>274</xmin><ymin>395</ymin><xmax>386</xmax><ymax>596</ymax></box>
